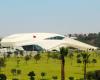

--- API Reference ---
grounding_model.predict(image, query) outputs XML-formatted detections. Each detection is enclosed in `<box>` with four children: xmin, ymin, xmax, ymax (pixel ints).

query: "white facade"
<box><xmin>1</xmin><ymin>33</ymin><xmax>97</xmax><ymax>51</ymax></box>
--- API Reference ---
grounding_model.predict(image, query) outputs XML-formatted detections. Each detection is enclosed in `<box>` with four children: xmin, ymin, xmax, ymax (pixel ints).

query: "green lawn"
<box><xmin>1</xmin><ymin>52</ymin><xmax>100</xmax><ymax>80</ymax></box>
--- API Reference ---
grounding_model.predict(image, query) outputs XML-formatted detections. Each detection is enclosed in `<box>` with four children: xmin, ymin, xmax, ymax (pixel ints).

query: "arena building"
<box><xmin>1</xmin><ymin>33</ymin><xmax>97</xmax><ymax>51</ymax></box>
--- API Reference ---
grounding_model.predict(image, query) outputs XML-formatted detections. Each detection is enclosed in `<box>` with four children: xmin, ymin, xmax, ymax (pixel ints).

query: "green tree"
<box><xmin>47</xmin><ymin>51</ymin><xmax>51</xmax><ymax>63</ymax></box>
<box><xmin>92</xmin><ymin>59</ymin><xmax>97</xmax><ymax>66</ymax></box>
<box><xmin>28</xmin><ymin>71</ymin><xmax>35</xmax><ymax>80</ymax></box>
<box><xmin>14</xmin><ymin>50</ymin><xmax>19</xmax><ymax>57</ymax></box>
<box><xmin>52</xmin><ymin>76</ymin><xmax>58</xmax><ymax>80</ymax></box>
<box><xmin>69</xmin><ymin>76</ymin><xmax>74</xmax><ymax>80</ymax></box>
<box><xmin>11</xmin><ymin>69</ymin><xmax>21</xmax><ymax>76</ymax></box>
<box><xmin>68</xmin><ymin>51</ymin><xmax>74</xmax><ymax>66</ymax></box>
<box><xmin>77</xmin><ymin>54</ymin><xmax>81</xmax><ymax>59</ymax></box>
<box><xmin>81</xmin><ymin>52</ymin><xmax>90</xmax><ymax>80</ymax></box>
<box><xmin>52</xmin><ymin>53</ymin><xmax>58</xmax><ymax>59</ymax></box>
<box><xmin>41</xmin><ymin>72</ymin><xmax>46</xmax><ymax>79</ymax></box>
<box><xmin>0</xmin><ymin>74</ymin><xmax>7</xmax><ymax>80</ymax></box>
<box><xmin>0</xmin><ymin>58</ymin><xmax>6</xmax><ymax>73</ymax></box>
<box><xmin>19</xmin><ymin>50</ymin><xmax>24</xmax><ymax>56</ymax></box>
<box><xmin>60</xmin><ymin>47</ymin><xmax>68</xmax><ymax>80</ymax></box>
<box><xmin>34</xmin><ymin>53</ymin><xmax>41</xmax><ymax>63</ymax></box>
<box><xmin>77</xmin><ymin>58</ymin><xmax>82</xmax><ymax>67</ymax></box>
<box><xmin>24</xmin><ymin>55</ymin><xmax>30</xmax><ymax>64</ymax></box>
<box><xmin>12</xmin><ymin>78</ymin><xmax>18</xmax><ymax>80</ymax></box>
<box><xmin>16</xmin><ymin>59</ymin><xmax>20</xmax><ymax>67</ymax></box>
<box><xmin>17</xmin><ymin>69</ymin><xmax>21</xmax><ymax>75</ymax></box>
<box><xmin>11</xmin><ymin>69</ymin><xmax>16</xmax><ymax>76</ymax></box>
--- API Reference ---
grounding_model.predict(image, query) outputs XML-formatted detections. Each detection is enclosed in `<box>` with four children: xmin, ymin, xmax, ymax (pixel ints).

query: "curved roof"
<box><xmin>1</xmin><ymin>33</ymin><xmax>97</xmax><ymax>50</ymax></box>
<box><xmin>2</xmin><ymin>33</ymin><xmax>64</xmax><ymax>42</ymax></box>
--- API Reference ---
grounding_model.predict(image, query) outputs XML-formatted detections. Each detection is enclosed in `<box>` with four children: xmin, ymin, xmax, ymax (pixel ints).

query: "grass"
<box><xmin>0</xmin><ymin>52</ymin><xmax>100</xmax><ymax>80</ymax></box>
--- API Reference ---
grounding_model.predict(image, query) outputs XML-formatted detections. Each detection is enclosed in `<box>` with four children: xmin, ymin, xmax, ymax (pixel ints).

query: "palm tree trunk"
<box><xmin>61</xmin><ymin>55</ymin><xmax>65</xmax><ymax>80</ymax></box>
<box><xmin>84</xmin><ymin>62</ymin><xmax>87</xmax><ymax>80</ymax></box>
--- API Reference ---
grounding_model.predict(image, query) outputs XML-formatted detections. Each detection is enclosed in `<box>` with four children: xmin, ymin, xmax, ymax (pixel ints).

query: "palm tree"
<box><xmin>81</xmin><ymin>52</ymin><xmax>90</xmax><ymax>80</ymax></box>
<box><xmin>60</xmin><ymin>47</ymin><xmax>68</xmax><ymax>80</ymax></box>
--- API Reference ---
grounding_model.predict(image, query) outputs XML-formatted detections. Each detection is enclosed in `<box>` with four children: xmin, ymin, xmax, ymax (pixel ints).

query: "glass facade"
<box><xmin>46</xmin><ymin>36</ymin><xmax>64</xmax><ymax>40</ymax></box>
<box><xmin>22</xmin><ymin>45</ymin><xmax>43</xmax><ymax>51</ymax></box>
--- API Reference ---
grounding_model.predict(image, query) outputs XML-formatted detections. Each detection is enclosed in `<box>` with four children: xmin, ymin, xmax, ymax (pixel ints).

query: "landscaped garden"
<box><xmin>0</xmin><ymin>50</ymin><xmax>100</xmax><ymax>80</ymax></box>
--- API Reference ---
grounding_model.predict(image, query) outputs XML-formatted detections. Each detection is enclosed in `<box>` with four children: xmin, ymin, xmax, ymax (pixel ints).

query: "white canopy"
<box><xmin>1</xmin><ymin>33</ymin><xmax>97</xmax><ymax>51</ymax></box>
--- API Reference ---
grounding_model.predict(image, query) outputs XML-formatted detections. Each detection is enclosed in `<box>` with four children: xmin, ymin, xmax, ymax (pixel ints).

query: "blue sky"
<box><xmin>0</xmin><ymin>0</ymin><xmax>100</xmax><ymax>36</ymax></box>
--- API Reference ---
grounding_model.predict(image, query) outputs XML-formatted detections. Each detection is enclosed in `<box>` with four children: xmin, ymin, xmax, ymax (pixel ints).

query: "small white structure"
<box><xmin>1</xmin><ymin>33</ymin><xmax>97</xmax><ymax>51</ymax></box>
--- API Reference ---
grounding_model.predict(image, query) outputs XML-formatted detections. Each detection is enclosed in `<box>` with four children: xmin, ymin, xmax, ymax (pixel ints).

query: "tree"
<box><xmin>69</xmin><ymin>76</ymin><xmax>74</xmax><ymax>80</ymax></box>
<box><xmin>16</xmin><ymin>59</ymin><xmax>20</xmax><ymax>67</ymax></box>
<box><xmin>86</xmin><ymin>71</ymin><xmax>94</xmax><ymax>80</ymax></box>
<box><xmin>28</xmin><ymin>71</ymin><xmax>35</xmax><ymax>80</ymax></box>
<box><xmin>77</xmin><ymin>54</ymin><xmax>81</xmax><ymax>59</ymax></box>
<box><xmin>17</xmin><ymin>69</ymin><xmax>21</xmax><ymax>75</ymax></box>
<box><xmin>52</xmin><ymin>76</ymin><xmax>58</xmax><ymax>80</ymax></box>
<box><xmin>77</xmin><ymin>58</ymin><xmax>82</xmax><ymax>67</ymax></box>
<box><xmin>34</xmin><ymin>53</ymin><xmax>41</xmax><ymax>63</ymax></box>
<box><xmin>12</xmin><ymin>78</ymin><xmax>18</xmax><ymax>80</ymax></box>
<box><xmin>60</xmin><ymin>47</ymin><xmax>68</xmax><ymax>80</ymax></box>
<box><xmin>14</xmin><ymin>50</ymin><xmax>19</xmax><ymax>57</ymax></box>
<box><xmin>19</xmin><ymin>50</ymin><xmax>24</xmax><ymax>56</ymax></box>
<box><xmin>81</xmin><ymin>52</ymin><xmax>90</xmax><ymax>80</ymax></box>
<box><xmin>68</xmin><ymin>51</ymin><xmax>74</xmax><ymax>66</ymax></box>
<box><xmin>92</xmin><ymin>59</ymin><xmax>97</xmax><ymax>66</ymax></box>
<box><xmin>41</xmin><ymin>72</ymin><xmax>46</xmax><ymax>80</ymax></box>
<box><xmin>6</xmin><ymin>52</ymin><xmax>12</xmax><ymax>58</ymax></box>
<box><xmin>46</xmin><ymin>51</ymin><xmax>51</xmax><ymax>63</ymax></box>
<box><xmin>11</xmin><ymin>69</ymin><xmax>21</xmax><ymax>76</ymax></box>
<box><xmin>86</xmin><ymin>70</ymin><xmax>100</xmax><ymax>80</ymax></box>
<box><xmin>0</xmin><ymin>74</ymin><xmax>7</xmax><ymax>80</ymax></box>
<box><xmin>24</xmin><ymin>55</ymin><xmax>30</xmax><ymax>64</ymax></box>
<box><xmin>11</xmin><ymin>69</ymin><xmax>16</xmax><ymax>76</ymax></box>
<box><xmin>0</xmin><ymin>58</ymin><xmax>6</xmax><ymax>73</ymax></box>
<box><xmin>53</xmin><ymin>53</ymin><xmax>58</xmax><ymax>59</ymax></box>
<box><xmin>95</xmin><ymin>70</ymin><xmax>100</xmax><ymax>80</ymax></box>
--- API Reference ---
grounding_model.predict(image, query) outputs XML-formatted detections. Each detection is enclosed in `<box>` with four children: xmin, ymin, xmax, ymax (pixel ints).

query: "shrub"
<box><xmin>86</xmin><ymin>71</ymin><xmax>94</xmax><ymax>80</ymax></box>
<box><xmin>52</xmin><ymin>76</ymin><xmax>58</xmax><ymax>80</ymax></box>
<box><xmin>0</xmin><ymin>74</ymin><xmax>7</xmax><ymax>80</ymax></box>
<box><xmin>12</xmin><ymin>78</ymin><xmax>18</xmax><ymax>80</ymax></box>
<box><xmin>95</xmin><ymin>70</ymin><xmax>100</xmax><ymax>80</ymax></box>
<box><xmin>11</xmin><ymin>69</ymin><xmax>16</xmax><ymax>76</ymax></box>
<box><xmin>28</xmin><ymin>71</ymin><xmax>35</xmax><ymax>80</ymax></box>
<box><xmin>17</xmin><ymin>69</ymin><xmax>21</xmax><ymax>75</ymax></box>
<box><xmin>69</xmin><ymin>76</ymin><xmax>74</xmax><ymax>80</ymax></box>
<box><xmin>92</xmin><ymin>59</ymin><xmax>97</xmax><ymax>63</ymax></box>
<box><xmin>41</xmin><ymin>72</ymin><xmax>46</xmax><ymax>78</ymax></box>
<box><xmin>77</xmin><ymin>59</ymin><xmax>82</xmax><ymax>63</ymax></box>
<box><xmin>86</xmin><ymin>70</ymin><xmax>100</xmax><ymax>80</ymax></box>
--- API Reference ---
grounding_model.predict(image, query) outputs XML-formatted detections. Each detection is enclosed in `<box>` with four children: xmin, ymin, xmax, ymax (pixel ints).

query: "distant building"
<box><xmin>1</xmin><ymin>33</ymin><xmax>97</xmax><ymax>51</ymax></box>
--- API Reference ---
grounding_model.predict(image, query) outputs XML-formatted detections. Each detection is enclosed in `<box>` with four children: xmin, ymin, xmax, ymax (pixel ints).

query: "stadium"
<box><xmin>1</xmin><ymin>33</ymin><xmax>97</xmax><ymax>52</ymax></box>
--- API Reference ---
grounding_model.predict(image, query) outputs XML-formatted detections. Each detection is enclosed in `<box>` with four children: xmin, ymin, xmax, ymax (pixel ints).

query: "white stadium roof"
<box><xmin>1</xmin><ymin>33</ymin><xmax>97</xmax><ymax>51</ymax></box>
